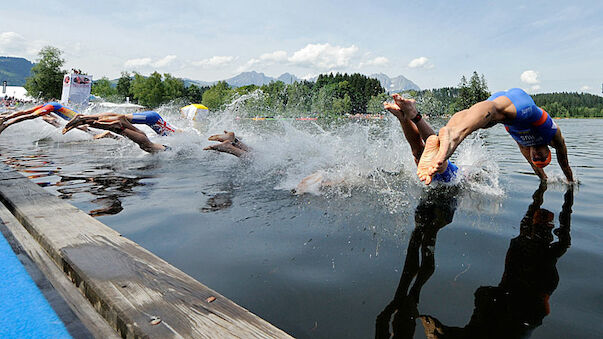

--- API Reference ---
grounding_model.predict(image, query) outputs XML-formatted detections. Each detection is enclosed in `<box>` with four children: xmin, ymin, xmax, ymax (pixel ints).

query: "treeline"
<box><xmin>199</xmin><ymin>73</ymin><xmax>386</xmax><ymax>116</ymax></box>
<box><xmin>97</xmin><ymin>71</ymin><xmax>386</xmax><ymax>116</ymax></box>
<box><xmin>403</xmin><ymin>71</ymin><xmax>490</xmax><ymax>116</ymax></box>
<box><xmin>533</xmin><ymin>92</ymin><xmax>603</xmax><ymax>118</ymax></box>
<box><xmin>92</xmin><ymin>72</ymin><xmax>208</xmax><ymax>107</ymax></box>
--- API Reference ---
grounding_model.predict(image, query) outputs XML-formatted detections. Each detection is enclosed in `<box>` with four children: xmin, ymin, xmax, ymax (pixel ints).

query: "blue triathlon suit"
<box><xmin>433</xmin><ymin>160</ymin><xmax>458</xmax><ymax>183</ymax></box>
<box><xmin>131</xmin><ymin>111</ymin><xmax>176</xmax><ymax>136</ymax></box>
<box><xmin>487</xmin><ymin>88</ymin><xmax>557</xmax><ymax>147</ymax></box>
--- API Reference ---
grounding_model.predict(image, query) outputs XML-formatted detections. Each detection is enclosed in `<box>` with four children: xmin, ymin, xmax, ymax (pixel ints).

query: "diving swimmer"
<box><xmin>62</xmin><ymin>112</ymin><xmax>173</xmax><ymax>153</ymax></box>
<box><xmin>384</xmin><ymin>94</ymin><xmax>458</xmax><ymax>184</ymax></box>
<box><xmin>63</xmin><ymin>110</ymin><xmax>180</xmax><ymax>136</ymax></box>
<box><xmin>414</xmin><ymin>88</ymin><xmax>573</xmax><ymax>184</ymax></box>
<box><xmin>0</xmin><ymin>102</ymin><xmax>114</xmax><ymax>138</ymax></box>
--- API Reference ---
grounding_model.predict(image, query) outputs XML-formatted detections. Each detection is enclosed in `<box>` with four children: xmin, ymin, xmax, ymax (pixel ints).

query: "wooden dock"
<box><xmin>0</xmin><ymin>163</ymin><xmax>293</xmax><ymax>338</ymax></box>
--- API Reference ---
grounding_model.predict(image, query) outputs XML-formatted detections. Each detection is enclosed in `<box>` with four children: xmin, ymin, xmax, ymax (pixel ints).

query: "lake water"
<box><xmin>0</xmin><ymin>106</ymin><xmax>601</xmax><ymax>339</ymax></box>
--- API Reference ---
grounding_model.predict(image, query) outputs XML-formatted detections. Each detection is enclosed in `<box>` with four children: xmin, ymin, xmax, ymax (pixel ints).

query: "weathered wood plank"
<box><xmin>0</xmin><ymin>164</ymin><xmax>292</xmax><ymax>339</ymax></box>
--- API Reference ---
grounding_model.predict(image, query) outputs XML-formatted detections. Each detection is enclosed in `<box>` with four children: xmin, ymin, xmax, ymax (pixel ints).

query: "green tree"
<box><xmin>163</xmin><ymin>73</ymin><xmax>185</xmax><ymax>101</ymax></box>
<box><xmin>366</xmin><ymin>93</ymin><xmax>389</xmax><ymax>114</ymax></box>
<box><xmin>202</xmin><ymin>81</ymin><xmax>233</xmax><ymax>110</ymax></box>
<box><xmin>91</xmin><ymin>77</ymin><xmax>117</xmax><ymax>99</ymax></box>
<box><xmin>453</xmin><ymin>72</ymin><xmax>490</xmax><ymax>111</ymax></box>
<box><xmin>185</xmin><ymin>84</ymin><xmax>208</xmax><ymax>103</ymax></box>
<box><xmin>131</xmin><ymin>72</ymin><xmax>165</xmax><ymax>107</ymax></box>
<box><xmin>24</xmin><ymin>46</ymin><xmax>66</xmax><ymax>100</ymax></box>
<box><xmin>116</xmin><ymin>71</ymin><xmax>132</xmax><ymax>100</ymax></box>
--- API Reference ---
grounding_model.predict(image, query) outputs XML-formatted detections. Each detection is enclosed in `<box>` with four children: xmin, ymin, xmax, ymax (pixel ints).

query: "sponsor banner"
<box><xmin>61</xmin><ymin>73</ymin><xmax>92</xmax><ymax>106</ymax></box>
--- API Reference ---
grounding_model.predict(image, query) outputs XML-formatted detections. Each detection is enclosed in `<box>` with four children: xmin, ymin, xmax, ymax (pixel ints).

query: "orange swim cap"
<box><xmin>533</xmin><ymin>149</ymin><xmax>551</xmax><ymax>168</ymax></box>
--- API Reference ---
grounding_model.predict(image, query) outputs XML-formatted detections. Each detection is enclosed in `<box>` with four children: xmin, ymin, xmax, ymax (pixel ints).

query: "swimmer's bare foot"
<box><xmin>208</xmin><ymin>130</ymin><xmax>235</xmax><ymax>142</ymax></box>
<box><xmin>392</xmin><ymin>93</ymin><xmax>419</xmax><ymax>120</ymax></box>
<box><xmin>203</xmin><ymin>140</ymin><xmax>246</xmax><ymax>157</ymax></box>
<box><xmin>417</xmin><ymin>134</ymin><xmax>448</xmax><ymax>185</ymax></box>
<box><xmin>63</xmin><ymin>114</ymin><xmax>86</xmax><ymax>134</ymax></box>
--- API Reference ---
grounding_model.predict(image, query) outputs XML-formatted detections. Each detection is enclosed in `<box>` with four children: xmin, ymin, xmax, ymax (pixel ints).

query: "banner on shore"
<box><xmin>61</xmin><ymin>73</ymin><xmax>92</xmax><ymax>106</ymax></box>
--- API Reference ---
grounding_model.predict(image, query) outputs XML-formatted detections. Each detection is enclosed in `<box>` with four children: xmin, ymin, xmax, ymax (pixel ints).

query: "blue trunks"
<box><xmin>487</xmin><ymin>88</ymin><xmax>557</xmax><ymax>147</ymax></box>
<box><xmin>433</xmin><ymin>160</ymin><xmax>458</xmax><ymax>183</ymax></box>
<box><xmin>131</xmin><ymin>111</ymin><xmax>176</xmax><ymax>136</ymax></box>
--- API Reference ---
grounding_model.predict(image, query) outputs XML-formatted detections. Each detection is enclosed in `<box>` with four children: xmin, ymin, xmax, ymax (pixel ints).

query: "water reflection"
<box><xmin>377</xmin><ymin>183</ymin><xmax>574</xmax><ymax>339</ymax></box>
<box><xmin>376</xmin><ymin>187</ymin><xmax>459</xmax><ymax>338</ymax></box>
<box><xmin>2</xmin><ymin>155</ymin><xmax>152</xmax><ymax>217</ymax></box>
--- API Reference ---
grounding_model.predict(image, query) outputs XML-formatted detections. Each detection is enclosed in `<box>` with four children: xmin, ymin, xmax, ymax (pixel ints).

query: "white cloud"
<box><xmin>124</xmin><ymin>57</ymin><xmax>152</xmax><ymax>68</ymax></box>
<box><xmin>359</xmin><ymin>56</ymin><xmax>389</xmax><ymax>68</ymax></box>
<box><xmin>153</xmin><ymin>55</ymin><xmax>177</xmax><ymax>67</ymax></box>
<box><xmin>408</xmin><ymin>56</ymin><xmax>433</xmax><ymax>69</ymax></box>
<box><xmin>288</xmin><ymin>43</ymin><xmax>359</xmax><ymax>70</ymax></box>
<box><xmin>260</xmin><ymin>50</ymin><xmax>288</xmax><ymax>62</ymax></box>
<box><xmin>192</xmin><ymin>55</ymin><xmax>235</xmax><ymax>68</ymax></box>
<box><xmin>580</xmin><ymin>85</ymin><xmax>591</xmax><ymax>92</ymax></box>
<box><xmin>0</xmin><ymin>31</ymin><xmax>44</xmax><ymax>57</ymax></box>
<box><xmin>530</xmin><ymin>85</ymin><xmax>541</xmax><ymax>91</ymax></box>
<box><xmin>520</xmin><ymin>70</ymin><xmax>540</xmax><ymax>84</ymax></box>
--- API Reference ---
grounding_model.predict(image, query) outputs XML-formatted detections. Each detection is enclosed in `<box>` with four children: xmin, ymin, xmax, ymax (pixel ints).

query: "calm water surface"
<box><xmin>0</xmin><ymin>114</ymin><xmax>601</xmax><ymax>339</ymax></box>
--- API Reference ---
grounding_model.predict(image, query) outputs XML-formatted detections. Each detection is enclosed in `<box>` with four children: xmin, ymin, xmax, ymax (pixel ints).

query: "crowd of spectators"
<box><xmin>1</xmin><ymin>96</ymin><xmax>33</xmax><ymax>109</ymax></box>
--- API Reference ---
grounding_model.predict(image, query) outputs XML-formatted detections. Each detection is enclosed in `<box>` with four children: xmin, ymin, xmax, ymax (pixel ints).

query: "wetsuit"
<box><xmin>131</xmin><ymin>111</ymin><xmax>176</xmax><ymax>136</ymax></box>
<box><xmin>487</xmin><ymin>88</ymin><xmax>557</xmax><ymax>147</ymax></box>
<box><xmin>433</xmin><ymin>160</ymin><xmax>458</xmax><ymax>183</ymax></box>
<box><xmin>32</xmin><ymin>102</ymin><xmax>79</xmax><ymax>121</ymax></box>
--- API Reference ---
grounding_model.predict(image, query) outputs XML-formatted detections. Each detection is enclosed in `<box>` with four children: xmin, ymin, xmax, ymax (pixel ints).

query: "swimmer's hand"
<box><xmin>62</xmin><ymin>114</ymin><xmax>84</xmax><ymax>134</ymax></box>
<box><xmin>208</xmin><ymin>130</ymin><xmax>235</xmax><ymax>143</ymax></box>
<box><xmin>203</xmin><ymin>140</ymin><xmax>247</xmax><ymax>158</ymax></box>
<box><xmin>417</xmin><ymin>130</ymin><xmax>450</xmax><ymax>185</ymax></box>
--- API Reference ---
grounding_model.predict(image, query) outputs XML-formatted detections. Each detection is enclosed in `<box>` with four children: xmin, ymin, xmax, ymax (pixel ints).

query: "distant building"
<box><xmin>2</xmin><ymin>86</ymin><xmax>30</xmax><ymax>100</ymax></box>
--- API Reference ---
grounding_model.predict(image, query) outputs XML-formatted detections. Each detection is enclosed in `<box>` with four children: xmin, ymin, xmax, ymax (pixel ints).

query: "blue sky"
<box><xmin>1</xmin><ymin>0</ymin><xmax>601</xmax><ymax>94</ymax></box>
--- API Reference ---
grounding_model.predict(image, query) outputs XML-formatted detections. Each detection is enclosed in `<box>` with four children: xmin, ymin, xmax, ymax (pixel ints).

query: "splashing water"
<box><xmin>4</xmin><ymin>96</ymin><xmax>506</xmax><ymax>215</ymax></box>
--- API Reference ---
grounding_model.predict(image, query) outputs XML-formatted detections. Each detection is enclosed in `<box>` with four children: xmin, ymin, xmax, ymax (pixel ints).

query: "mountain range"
<box><xmin>0</xmin><ymin>56</ymin><xmax>34</xmax><ymax>86</ymax></box>
<box><xmin>0</xmin><ymin>56</ymin><xmax>420</xmax><ymax>92</ymax></box>
<box><xmin>185</xmin><ymin>71</ymin><xmax>420</xmax><ymax>92</ymax></box>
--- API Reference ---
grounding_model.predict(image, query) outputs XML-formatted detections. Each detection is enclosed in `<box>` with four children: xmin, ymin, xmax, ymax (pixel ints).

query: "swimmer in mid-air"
<box><xmin>0</xmin><ymin>102</ymin><xmax>114</xmax><ymax>138</ymax></box>
<box><xmin>414</xmin><ymin>88</ymin><xmax>574</xmax><ymax>184</ymax></box>
<box><xmin>62</xmin><ymin>111</ymin><xmax>179</xmax><ymax>153</ymax></box>
<box><xmin>384</xmin><ymin>94</ymin><xmax>458</xmax><ymax>184</ymax></box>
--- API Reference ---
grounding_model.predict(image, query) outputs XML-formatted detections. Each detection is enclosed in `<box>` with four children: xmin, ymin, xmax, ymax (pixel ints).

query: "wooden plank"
<box><xmin>0</xmin><ymin>165</ymin><xmax>292</xmax><ymax>339</ymax></box>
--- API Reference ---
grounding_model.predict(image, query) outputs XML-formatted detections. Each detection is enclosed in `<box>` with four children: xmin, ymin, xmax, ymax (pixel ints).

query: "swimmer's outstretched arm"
<box><xmin>550</xmin><ymin>129</ymin><xmax>574</xmax><ymax>182</ymax></box>
<box><xmin>0</xmin><ymin>106</ymin><xmax>38</xmax><ymax>123</ymax></box>
<box><xmin>204</xmin><ymin>131</ymin><xmax>250</xmax><ymax>157</ymax></box>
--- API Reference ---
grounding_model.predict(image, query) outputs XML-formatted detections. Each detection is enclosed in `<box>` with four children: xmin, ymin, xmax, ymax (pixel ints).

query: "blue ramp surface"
<box><xmin>0</xmin><ymin>232</ymin><xmax>71</xmax><ymax>338</ymax></box>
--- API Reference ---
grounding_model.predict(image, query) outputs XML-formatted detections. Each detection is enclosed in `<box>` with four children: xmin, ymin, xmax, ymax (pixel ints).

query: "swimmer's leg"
<box><xmin>384</xmin><ymin>98</ymin><xmax>436</xmax><ymax>163</ymax></box>
<box><xmin>91</xmin><ymin>116</ymin><xmax>165</xmax><ymax>152</ymax></box>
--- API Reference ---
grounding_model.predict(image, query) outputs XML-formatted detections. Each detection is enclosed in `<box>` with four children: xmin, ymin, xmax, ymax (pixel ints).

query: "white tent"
<box><xmin>2</xmin><ymin>86</ymin><xmax>31</xmax><ymax>100</ymax></box>
<box><xmin>180</xmin><ymin>104</ymin><xmax>209</xmax><ymax>120</ymax></box>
